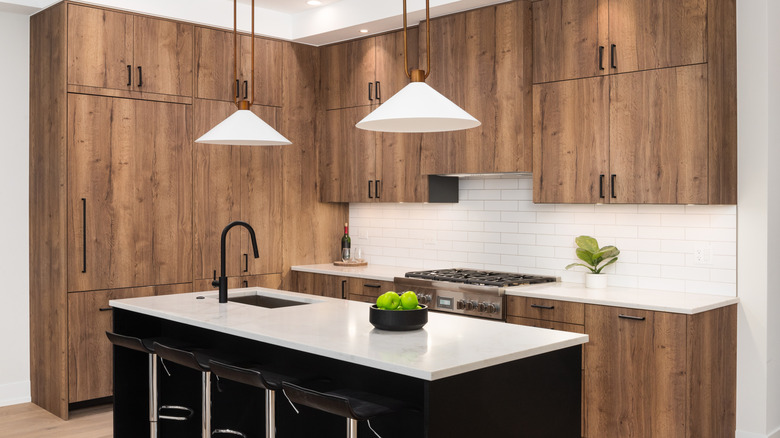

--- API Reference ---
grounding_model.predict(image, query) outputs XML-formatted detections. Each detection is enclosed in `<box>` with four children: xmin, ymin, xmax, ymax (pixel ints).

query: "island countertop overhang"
<box><xmin>110</xmin><ymin>287</ymin><xmax>588</xmax><ymax>381</ymax></box>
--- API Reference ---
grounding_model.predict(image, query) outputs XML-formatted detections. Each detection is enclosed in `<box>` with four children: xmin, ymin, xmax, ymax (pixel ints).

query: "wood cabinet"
<box><xmin>67</xmin><ymin>94</ymin><xmax>193</xmax><ymax>292</ymax></box>
<box><xmin>419</xmin><ymin>0</ymin><xmax>533</xmax><ymax>174</ymax></box>
<box><xmin>193</xmin><ymin>99</ymin><xmax>283</xmax><ymax>281</ymax></box>
<box><xmin>192</xmin><ymin>274</ymin><xmax>283</xmax><ymax>292</ymax></box>
<box><xmin>67</xmin><ymin>283</ymin><xmax>192</xmax><ymax>403</ymax></box>
<box><xmin>533</xmin><ymin>0</ymin><xmax>705</xmax><ymax>84</ymax></box>
<box><xmin>195</xmin><ymin>26</ymin><xmax>283</xmax><ymax>106</ymax></box>
<box><xmin>67</xmin><ymin>4</ymin><xmax>193</xmax><ymax>96</ymax></box>
<box><xmin>345</xmin><ymin>278</ymin><xmax>394</xmax><ymax>303</ymax></box>
<box><xmin>293</xmin><ymin>271</ymin><xmax>346</xmax><ymax>299</ymax></box>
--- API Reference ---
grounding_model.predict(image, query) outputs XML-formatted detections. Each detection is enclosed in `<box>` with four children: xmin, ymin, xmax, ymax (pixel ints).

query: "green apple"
<box><xmin>385</xmin><ymin>291</ymin><xmax>401</xmax><ymax>310</ymax></box>
<box><xmin>375</xmin><ymin>292</ymin><xmax>390</xmax><ymax>309</ymax></box>
<box><xmin>400</xmin><ymin>291</ymin><xmax>419</xmax><ymax>310</ymax></box>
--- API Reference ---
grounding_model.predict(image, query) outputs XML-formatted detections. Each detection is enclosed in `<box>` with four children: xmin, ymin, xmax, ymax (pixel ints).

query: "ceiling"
<box><xmin>0</xmin><ymin>0</ymin><xmax>513</xmax><ymax>45</ymax></box>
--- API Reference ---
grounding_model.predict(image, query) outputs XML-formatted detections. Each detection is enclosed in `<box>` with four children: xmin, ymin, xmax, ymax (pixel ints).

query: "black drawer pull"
<box><xmin>598</xmin><ymin>46</ymin><xmax>605</xmax><ymax>70</ymax></box>
<box><xmin>243</xmin><ymin>253</ymin><xmax>248</xmax><ymax>272</ymax></box>
<box><xmin>81</xmin><ymin>198</ymin><xmax>87</xmax><ymax>273</ymax></box>
<box><xmin>127</xmin><ymin>65</ymin><xmax>132</xmax><ymax>86</ymax></box>
<box><xmin>599</xmin><ymin>174</ymin><xmax>605</xmax><ymax>199</ymax></box>
<box><xmin>375</xmin><ymin>179</ymin><xmax>381</xmax><ymax>199</ymax></box>
<box><xmin>611</xmin><ymin>44</ymin><xmax>617</xmax><ymax>69</ymax></box>
<box><xmin>98</xmin><ymin>307</ymin><xmax>112</xmax><ymax>312</ymax></box>
<box><xmin>368</xmin><ymin>180</ymin><xmax>373</xmax><ymax>199</ymax></box>
<box><xmin>236</xmin><ymin>79</ymin><xmax>240</xmax><ymax>98</ymax></box>
<box><xmin>531</xmin><ymin>304</ymin><xmax>555</xmax><ymax>310</ymax></box>
<box><xmin>243</xmin><ymin>280</ymin><xmax>248</xmax><ymax>288</ymax></box>
<box><xmin>611</xmin><ymin>174</ymin><xmax>617</xmax><ymax>199</ymax></box>
<box><xmin>137</xmin><ymin>66</ymin><xmax>143</xmax><ymax>87</ymax></box>
<box><xmin>364</xmin><ymin>284</ymin><xmax>382</xmax><ymax>288</ymax></box>
<box><xmin>618</xmin><ymin>314</ymin><xmax>646</xmax><ymax>321</ymax></box>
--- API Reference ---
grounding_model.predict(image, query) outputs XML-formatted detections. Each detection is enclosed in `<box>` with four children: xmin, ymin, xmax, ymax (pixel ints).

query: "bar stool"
<box><xmin>208</xmin><ymin>360</ymin><xmax>302</xmax><ymax>438</ymax></box>
<box><xmin>153</xmin><ymin>341</ymin><xmax>217</xmax><ymax>438</ymax></box>
<box><xmin>282</xmin><ymin>381</ymin><xmax>405</xmax><ymax>438</ymax></box>
<box><xmin>105</xmin><ymin>332</ymin><xmax>194</xmax><ymax>438</ymax></box>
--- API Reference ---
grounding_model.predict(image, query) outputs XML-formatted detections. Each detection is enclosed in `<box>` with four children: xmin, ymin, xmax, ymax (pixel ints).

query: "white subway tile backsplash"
<box><xmin>349</xmin><ymin>176</ymin><xmax>736</xmax><ymax>296</ymax></box>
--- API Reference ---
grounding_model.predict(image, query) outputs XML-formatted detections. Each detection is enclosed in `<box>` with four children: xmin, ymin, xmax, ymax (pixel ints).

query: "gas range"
<box><xmin>394</xmin><ymin>269</ymin><xmax>557</xmax><ymax>321</ymax></box>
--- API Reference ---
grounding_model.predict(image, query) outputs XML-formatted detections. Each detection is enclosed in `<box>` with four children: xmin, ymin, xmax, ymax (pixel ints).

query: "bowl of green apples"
<box><xmin>369</xmin><ymin>291</ymin><xmax>428</xmax><ymax>331</ymax></box>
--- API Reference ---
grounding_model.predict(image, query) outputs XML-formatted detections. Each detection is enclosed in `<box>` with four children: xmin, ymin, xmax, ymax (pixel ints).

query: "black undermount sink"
<box><xmin>228</xmin><ymin>294</ymin><xmax>311</xmax><ymax>309</ymax></box>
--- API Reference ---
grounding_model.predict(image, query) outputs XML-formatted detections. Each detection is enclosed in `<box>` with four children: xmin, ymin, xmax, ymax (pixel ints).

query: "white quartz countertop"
<box><xmin>291</xmin><ymin>264</ymin><xmax>413</xmax><ymax>282</ymax></box>
<box><xmin>110</xmin><ymin>288</ymin><xmax>587</xmax><ymax>381</ymax></box>
<box><xmin>505</xmin><ymin>282</ymin><xmax>738</xmax><ymax>315</ymax></box>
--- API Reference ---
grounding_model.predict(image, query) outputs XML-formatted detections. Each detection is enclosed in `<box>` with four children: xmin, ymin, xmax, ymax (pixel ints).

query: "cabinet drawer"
<box><xmin>507</xmin><ymin>316</ymin><xmax>585</xmax><ymax>334</ymax></box>
<box><xmin>346</xmin><ymin>278</ymin><xmax>394</xmax><ymax>302</ymax></box>
<box><xmin>293</xmin><ymin>272</ymin><xmax>345</xmax><ymax>299</ymax></box>
<box><xmin>506</xmin><ymin>296</ymin><xmax>585</xmax><ymax>325</ymax></box>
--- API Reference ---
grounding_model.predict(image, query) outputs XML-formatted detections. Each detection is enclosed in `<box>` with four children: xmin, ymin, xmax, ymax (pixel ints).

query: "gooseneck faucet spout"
<box><xmin>213</xmin><ymin>221</ymin><xmax>260</xmax><ymax>303</ymax></box>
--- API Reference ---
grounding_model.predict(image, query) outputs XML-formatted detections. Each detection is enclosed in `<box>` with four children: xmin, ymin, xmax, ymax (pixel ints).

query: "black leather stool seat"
<box><xmin>282</xmin><ymin>382</ymin><xmax>404</xmax><ymax>421</ymax></box>
<box><xmin>153</xmin><ymin>342</ymin><xmax>215</xmax><ymax>371</ymax></box>
<box><xmin>209</xmin><ymin>360</ymin><xmax>301</xmax><ymax>392</ymax></box>
<box><xmin>106</xmin><ymin>332</ymin><xmax>188</xmax><ymax>354</ymax></box>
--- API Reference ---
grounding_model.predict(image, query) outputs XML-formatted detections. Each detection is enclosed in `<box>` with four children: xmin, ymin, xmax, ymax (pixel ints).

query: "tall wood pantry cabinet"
<box><xmin>532</xmin><ymin>0</ymin><xmax>736</xmax><ymax>204</ymax></box>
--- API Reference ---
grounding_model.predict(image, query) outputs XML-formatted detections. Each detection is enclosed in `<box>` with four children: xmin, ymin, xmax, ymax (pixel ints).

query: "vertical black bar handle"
<box><xmin>611</xmin><ymin>174</ymin><xmax>617</xmax><ymax>199</ymax></box>
<box><xmin>243</xmin><ymin>254</ymin><xmax>248</xmax><ymax>272</ymax></box>
<box><xmin>375</xmin><ymin>180</ymin><xmax>381</xmax><ymax>199</ymax></box>
<box><xmin>81</xmin><ymin>198</ymin><xmax>87</xmax><ymax>273</ymax></box>
<box><xmin>599</xmin><ymin>175</ymin><xmax>605</xmax><ymax>199</ymax></box>
<box><xmin>137</xmin><ymin>66</ymin><xmax>143</xmax><ymax>87</ymax></box>
<box><xmin>243</xmin><ymin>280</ymin><xmax>248</xmax><ymax>288</ymax></box>
<box><xmin>243</xmin><ymin>81</ymin><xmax>248</xmax><ymax>100</ymax></box>
<box><xmin>236</xmin><ymin>79</ymin><xmax>240</xmax><ymax>98</ymax></box>
<box><xmin>368</xmin><ymin>180</ymin><xmax>374</xmax><ymax>199</ymax></box>
<box><xmin>375</xmin><ymin>81</ymin><xmax>381</xmax><ymax>101</ymax></box>
<box><xmin>127</xmin><ymin>65</ymin><xmax>132</xmax><ymax>86</ymax></box>
<box><xmin>599</xmin><ymin>46</ymin><xmax>605</xmax><ymax>70</ymax></box>
<box><xmin>368</xmin><ymin>82</ymin><xmax>373</xmax><ymax>101</ymax></box>
<box><xmin>611</xmin><ymin>44</ymin><xmax>617</xmax><ymax>69</ymax></box>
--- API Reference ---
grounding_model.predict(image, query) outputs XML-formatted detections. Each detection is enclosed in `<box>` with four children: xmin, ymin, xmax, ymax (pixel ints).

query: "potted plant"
<box><xmin>565</xmin><ymin>236</ymin><xmax>620</xmax><ymax>289</ymax></box>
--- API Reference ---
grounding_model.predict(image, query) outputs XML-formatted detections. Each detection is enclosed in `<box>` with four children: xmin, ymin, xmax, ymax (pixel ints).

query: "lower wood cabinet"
<box><xmin>345</xmin><ymin>278</ymin><xmax>394</xmax><ymax>303</ymax></box>
<box><xmin>67</xmin><ymin>283</ymin><xmax>192</xmax><ymax>403</ymax></box>
<box><xmin>192</xmin><ymin>274</ymin><xmax>283</xmax><ymax>292</ymax></box>
<box><xmin>292</xmin><ymin>271</ymin><xmax>346</xmax><ymax>299</ymax></box>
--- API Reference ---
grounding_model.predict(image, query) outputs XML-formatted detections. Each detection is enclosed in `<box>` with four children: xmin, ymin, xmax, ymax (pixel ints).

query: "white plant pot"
<box><xmin>585</xmin><ymin>273</ymin><xmax>608</xmax><ymax>289</ymax></box>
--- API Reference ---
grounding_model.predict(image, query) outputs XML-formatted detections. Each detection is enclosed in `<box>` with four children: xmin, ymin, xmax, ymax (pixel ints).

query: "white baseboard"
<box><xmin>0</xmin><ymin>381</ymin><xmax>31</xmax><ymax>408</ymax></box>
<box><xmin>737</xmin><ymin>426</ymin><xmax>780</xmax><ymax>438</ymax></box>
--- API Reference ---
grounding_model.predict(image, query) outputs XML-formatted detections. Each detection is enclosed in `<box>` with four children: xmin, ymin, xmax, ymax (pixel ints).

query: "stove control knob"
<box><xmin>417</xmin><ymin>294</ymin><xmax>431</xmax><ymax>305</ymax></box>
<box><xmin>478</xmin><ymin>302</ymin><xmax>487</xmax><ymax>312</ymax></box>
<box><xmin>466</xmin><ymin>300</ymin><xmax>477</xmax><ymax>311</ymax></box>
<box><xmin>487</xmin><ymin>303</ymin><xmax>499</xmax><ymax>314</ymax></box>
<box><xmin>456</xmin><ymin>299</ymin><xmax>466</xmax><ymax>310</ymax></box>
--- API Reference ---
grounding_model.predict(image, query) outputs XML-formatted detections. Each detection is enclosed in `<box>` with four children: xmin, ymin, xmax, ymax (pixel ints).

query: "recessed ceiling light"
<box><xmin>360</xmin><ymin>29</ymin><xmax>369</xmax><ymax>33</ymax></box>
<box><xmin>306</xmin><ymin>0</ymin><xmax>322</xmax><ymax>5</ymax></box>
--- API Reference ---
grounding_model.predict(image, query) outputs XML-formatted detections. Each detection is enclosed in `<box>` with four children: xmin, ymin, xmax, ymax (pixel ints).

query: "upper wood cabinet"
<box><xmin>195</xmin><ymin>26</ymin><xmax>283</xmax><ymax>106</ymax></box>
<box><xmin>419</xmin><ymin>0</ymin><xmax>533</xmax><ymax>174</ymax></box>
<box><xmin>67</xmin><ymin>94</ymin><xmax>193</xmax><ymax>292</ymax></box>
<box><xmin>193</xmin><ymin>99</ymin><xmax>283</xmax><ymax>281</ymax></box>
<box><xmin>67</xmin><ymin>4</ymin><xmax>193</xmax><ymax>96</ymax></box>
<box><xmin>533</xmin><ymin>0</ymin><xmax>706</xmax><ymax>84</ymax></box>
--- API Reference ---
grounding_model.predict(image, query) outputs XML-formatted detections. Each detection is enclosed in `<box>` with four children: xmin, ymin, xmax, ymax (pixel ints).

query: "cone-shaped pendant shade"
<box><xmin>195</xmin><ymin>109</ymin><xmax>291</xmax><ymax>146</ymax></box>
<box><xmin>355</xmin><ymin>82</ymin><xmax>480</xmax><ymax>133</ymax></box>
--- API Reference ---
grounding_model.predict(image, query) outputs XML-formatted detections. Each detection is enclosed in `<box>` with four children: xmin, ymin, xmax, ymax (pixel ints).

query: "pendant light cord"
<box><xmin>403</xmin><ymin>0</ymin><xmax>431</xmax><ymax>80</ymax></box>
<box><xmin>233</xmin><ymin>0</ymin><xmax>256</xmax><ymax>108</ymax></box>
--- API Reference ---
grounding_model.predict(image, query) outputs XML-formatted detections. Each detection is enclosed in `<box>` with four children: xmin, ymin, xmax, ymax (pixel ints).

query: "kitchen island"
<box><xmin>110</xmin><ymin>287</ymin><xmax>588</xmax><ymax>437</ymax></box>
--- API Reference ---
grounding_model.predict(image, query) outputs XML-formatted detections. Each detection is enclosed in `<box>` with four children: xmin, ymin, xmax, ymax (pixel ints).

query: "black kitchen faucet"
<box><xmin>213</xmin><ymin>221</ymin><xmax>260</xmax><ymax>303</ymax></box>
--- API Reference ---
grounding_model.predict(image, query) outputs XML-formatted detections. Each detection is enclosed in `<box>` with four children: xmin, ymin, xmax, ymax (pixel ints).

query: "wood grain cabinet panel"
<box><xmin>67</xmin><ymin>94</ymin><xmax>193</xmax><ymax>292</ymax></box>
<box><xmin>345</xmin><ymin>278</ymin><xmax>394</xmax><ymax>302</ymax></box>
<box><xmin>293</xmin><ymin>272</ymin><xmax>345</xmax><ymax>299</ymax></box>
<box><xmin>320</xmin><ymin>107</ymin><xmax>377</xmax><ymax>203</ymax></box>
<box><xmin>506</xmin><ymin>296</ymin><xmax>585</xmax><ymax>325</ymax></box>
<box><xmin>321</xmin><ymin>37</ymin><xmax>376</xmax><ymax>110</ymax></box>
<box><xmin>133</xmin><ymin>16</ymin><xmax>193</xmax><ymax>96</ymax></box>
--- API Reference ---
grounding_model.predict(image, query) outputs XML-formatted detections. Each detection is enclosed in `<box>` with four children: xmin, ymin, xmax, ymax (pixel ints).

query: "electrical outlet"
<box><xmin>694</xmin><ymin>244</ymin><xmax>712</xmax><ymax>265</ymax></box>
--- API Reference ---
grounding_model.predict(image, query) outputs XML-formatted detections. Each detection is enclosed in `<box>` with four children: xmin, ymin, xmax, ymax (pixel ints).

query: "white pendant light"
<box><xmin>195</xmin><ymin>0</ymin><xmax>290</xmax><ymax>146</ymax></box>
<box><xmin>356</xmin><ymin>0</ymin><xmax>479</xmax><ymax>133</ymax></box>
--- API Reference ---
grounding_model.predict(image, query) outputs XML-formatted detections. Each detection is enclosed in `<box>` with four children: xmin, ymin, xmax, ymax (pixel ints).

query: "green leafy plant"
<box><xmin>565</xmin><ymin>236</ymin><xmax>620</xmax><ymax>274</ymax></box>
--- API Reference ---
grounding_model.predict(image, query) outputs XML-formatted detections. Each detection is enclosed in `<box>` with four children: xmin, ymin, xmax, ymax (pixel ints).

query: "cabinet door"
<box><xmin>532</xmin><ymin>0</ymin><xmax>608</xmax><ymax>84</ymax></box>
<box><xmin>251</xmin><ymin>36</ymin><xmax>284</xmax><ymax>107</ymax></box>
<box><xmin>584</xmin><ymin>305</ymin><xmax>686</xmax><ymax>437</ymax></box>
<box><xmin>609</xmin><ymin>65</ymin><xmax>708</xmax><ymax>203</ymax></box>
<box><xmin>374</xmin><ymin>28</ymin><xmax>417</xmax><ymax>105</ymax></box>
<box><xmin>345</xmin><ymin>278</ymin><xmax>394</xmax><ymax>303</ymax></box>
<box><xmin>67</xmin><ymin>5</ymin><xmax>133</xmax><ymax>90</ymax></box>
<box><xmin>533</xmin><ymin>77</ymin><xmax>610</xmax><ymax>203</ymax></box>
<box><xmin>375</xmin><ymin>131</ymin><xmax>426</xmax><ymax>203</ymax></box>
<box><xmin>609</xmin><ymin>0</ymin><xmax>706</xmax><ymax>74</ymax></box>
<box><xmin>294</xmin><ymin>272</ymin><xmax>345</xmax><ymax>299</ymax></box>
<box><xmin>68</xmin><ymin>95</ymin><xmax>192</xmax><ymax>292</ymax></box>
<box><xmin>195</xmin><ymin>27</ymin><xmax>239</xmax><ymax>102</ymax></box>
<box><xmin>193</xmin><ymin>100</ymin><xmax>243</xmax><ymax>280</ymax></box>
<box><xmin>320</xmin><ymin>107</ymin><xmax>377</xmax><ymax>202</ymax></box>
<box><xmin>133</xmin><ymin>16</ymin><xmax>193</xmax><ymax>96</ymax></box>
<box><xmin>240</xmin><ymin>106</ymin><xmax>283</xmax><ymax>275</ymax></box>
<box><xmin>420</xmin><ymin>2</ymin><xmax>533</xmax><ymax>174</ymax></box>
<box><xmin>321</xmin><ymin>38</ymin><xmax>376</xmax><ymax>110</ymax></box>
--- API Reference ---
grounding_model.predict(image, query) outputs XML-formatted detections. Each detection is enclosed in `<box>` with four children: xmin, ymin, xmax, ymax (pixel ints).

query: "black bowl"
<box><xmin>369</xmin><ymin>305</ymin><xmax>428</xmax><ymax>331</ymax></box>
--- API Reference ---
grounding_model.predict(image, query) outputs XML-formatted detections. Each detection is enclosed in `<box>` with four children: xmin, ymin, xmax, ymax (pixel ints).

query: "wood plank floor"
<box><xmin>0</xmin><ymin>403</ymin><xmax>112</xmax><ymax>438</ymax></box>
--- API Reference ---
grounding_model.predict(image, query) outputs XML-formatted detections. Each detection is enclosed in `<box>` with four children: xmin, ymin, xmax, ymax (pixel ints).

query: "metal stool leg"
<box><xmin>265</xmin><ymin>389</ymin><xmax>276</xmax><ymax>438</ymax></box>
<box><xmin>149</xmin><ymin>353</ymin><xmax>159</xmax><ymax>438</ymax></box>
<box><xmin>202</xmin><ymin>370</ymin><xmax>212</xmax><ymax>438</ymax></box>
<box><xmin>346</xmin><ymin>418</ymin><xmax>358</xmax><ymax>438</ymax></box>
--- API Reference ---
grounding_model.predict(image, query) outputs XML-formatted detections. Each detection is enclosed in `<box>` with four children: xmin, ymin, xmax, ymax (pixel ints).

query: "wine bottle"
<box><xmin>341</xmin><ymin>223</ymin><xmax>351</xmax><ymax>261</ymax></box>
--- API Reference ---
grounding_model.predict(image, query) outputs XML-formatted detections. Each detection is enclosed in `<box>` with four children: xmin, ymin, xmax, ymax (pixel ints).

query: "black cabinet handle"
<box><xmin>531</xmin><ymin>304</ymin><xmax>555</xmax><ymax>310</ymax></box>
<box><xmin>368</xmin><ymin>82</ymin><xmax>373</xmax><ymax>101</ymax></box>
<box><xmin>368</xmin><ymin>180</ymin><xmax>374</xmax><ymax>199</ymax></box>
<box><xmin>81</xmin><ymin>198</ymin><xmax>87</xmax><ymax>273</ymax></box>
<box><xmin>127</xmin><ymin>65</ymin><xmax>132</xmax><ymax>86</ymax></box>
<box><xmin>99</xmin><ymin>307</ymin><xmax>112</xmax><ymax>312</ymax></box>
<box><xmin>618</xmin><ymin>314</ymin><xmax>646</xmax><ymax>321</ymax></box>
<box><xmin>341</xmin><ymin>280</ymin><xmax>347</xmax><ymax>300</ymax></box>
<box><xmin>375</xmin><ymin>81</ymin><xmax>381</xmax><ymax>101</ymax></box>
<box><xmin>137</xmin><ymin>66</ymin><xmax>143</xmax><ymax>87</ymax></box>
<box><xmin>243</xmin><ymin>80</ymin><xmax>248</xmax><ymax>100</ymax></box>
<box><xmin>243</xmin><ymin>254</ymin><xmax>248</xmax><ymax>272</ymax></box>
<box><xmin>243</xmin><ymin>280</ymin><xmax>248</xmax><ymax>288</ymax></box>
<box><xmin>364</xmin><ymin>284</ymin><xmax>382</xmax><ymax>289</ymax></box>
<box><xmin>611</xmin><ymin>174</ymin><xmax>617</xmax><ymax>199</ymax></box>
<box><xmin>236</xmin><ymin>79</ymin><xmax>240</xmax><ymax>98</ymax></box>
<box><xmin>375</xmin><ymin>180</ymin><xmax>381</xmax><ymax>199</ymax></box>
<box><xmin>599</xmin><ymin>46</ymin><xmax>605</xmax><ymax>71</ymax></box>
<box><xmin>611</xmin><ymin>44</ymin><xmax>617</xmax><ymax>69</ymax></box>
<box><xmin>599</xmin><ymin>174</ymin><xmax>605</xmax><ymax>199</ymax></box>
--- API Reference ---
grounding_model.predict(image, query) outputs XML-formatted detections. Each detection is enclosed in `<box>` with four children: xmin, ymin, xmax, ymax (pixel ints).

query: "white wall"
<box><xmin>0</xmin><ymin>10</ymin><xmax>30</xmax><ymax>407</ymax></box>
<box><xmin>350</xmin><ymin>177</ymin><xmax>737</xmax><ymax>296</ymax></box>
